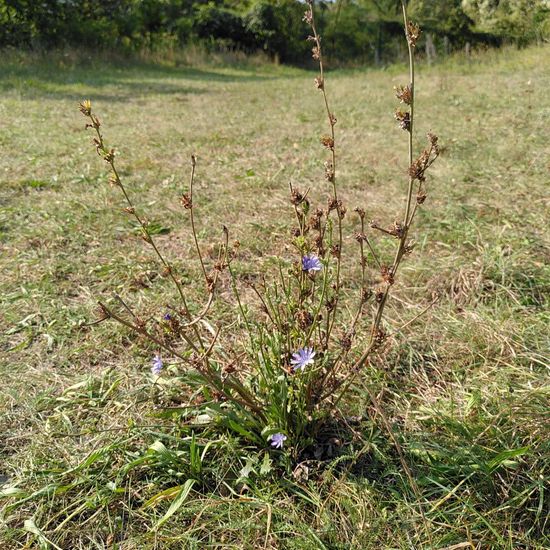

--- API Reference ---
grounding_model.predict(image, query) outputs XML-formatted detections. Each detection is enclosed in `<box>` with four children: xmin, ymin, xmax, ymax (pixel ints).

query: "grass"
<box><xmin>0</xmin><ymin>44</ymin><xmax>549</xmax><ymax>548</ymax></box>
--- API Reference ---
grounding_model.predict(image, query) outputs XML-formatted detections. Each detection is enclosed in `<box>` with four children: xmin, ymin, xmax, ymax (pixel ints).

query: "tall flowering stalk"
<box><xmin>303</xmin><ymin>0</ymin><xmax>345</xmax><ymax>348</ymax></box>
<box><xmin>321</xmin><ymin>1</ymin><xmax>439</xmax><ymax>404</ymax></box>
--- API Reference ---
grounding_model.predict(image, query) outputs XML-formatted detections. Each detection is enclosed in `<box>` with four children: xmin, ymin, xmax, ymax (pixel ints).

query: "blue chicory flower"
<box><xmin>302</xmin><ymin>254</ymin><xmax>322</xmax><ymax>273</ymax></box>
<box><xmin>163</xmin><ymin>313</ymin><xmax>172</xmax><ymax>321</ymax></box>
<box><xmin>290</xmin><ymin>347</ymin><xmax>316</xmax><ymax>372</ymax></box>
<box><xmin>151</xmin><ymin>355</ymin><xmax>163</xmax><ymax>375</ymax></box>
<box><xmin>269</xmin><ymin>433</ymin><xmax>287</xmax><ymax>449</ymax></box>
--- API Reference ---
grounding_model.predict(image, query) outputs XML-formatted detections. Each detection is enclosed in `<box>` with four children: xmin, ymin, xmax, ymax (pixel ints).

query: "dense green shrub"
<box><xmin>1</xmin><ymin>0</ymin><xmax>548</xmax><ymax>62</ymax></box>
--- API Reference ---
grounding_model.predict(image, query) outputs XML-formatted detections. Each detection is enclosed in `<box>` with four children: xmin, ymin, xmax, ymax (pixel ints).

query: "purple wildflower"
<box><xmin>302</xmin><ymin>254</ymin><xmax>322</xmax><ymax>273</ymax></box>
<box><xmin>151</xmin><ymin>355</ymin><xmax>163</xmax><ymax>376</ymax></box>
<box><xmin>290</xmin><ymin>347</ymin><xmax>316</xmax><ymax>372</ymax></box>
<box><xmin>269</xmin><ymin>433</ymin><xmax>287</xmax><ymax>449</ymax></box>
<box><xmin>163</xmin><ymin>313</ymin><xmax>172</xmax><ymax>321</ymax></box>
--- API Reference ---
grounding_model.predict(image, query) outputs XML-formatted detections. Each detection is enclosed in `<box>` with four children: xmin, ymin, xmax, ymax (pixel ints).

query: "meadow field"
<box><xmin>0</xmin><ymin>45</ymin><xmax>549</xmax><ymax>548</ymax></box>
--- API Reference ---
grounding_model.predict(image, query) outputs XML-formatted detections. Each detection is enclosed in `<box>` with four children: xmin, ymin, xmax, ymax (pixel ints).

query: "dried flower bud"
<box><xmin>123</xmin><ymin>206</ymin><xmax>135</xmax><ymax>215</ymax></box>
<box><xmin>324</xmin><ymin>161</ymin><xmax>335</xmax><ymax>182</ymax></box>
<box><xmin>330</xmin><ymin>244</ymin><xmax>341</xmax><ymax>258</ymax></box>
<box><xmin>395</xmin><ymin>110</ymin><xmax>411</xmax><ymax>132</ymax></box>
<box><xmin>416</xmin><ymin>192</ymin><xmax>427</xmax><ymax>204</ymax></box>
<box><xmin>381</xmin><ymin>265</ymin><xmax>395</xmax><ymax>285</ymax></box>
<box><xmin>321</xmin><ymin>135</ymin><xmax>334</xmax><ymax>150</ymax></box>
<box><xmin>375</xmin><ymin>287</ymin><xmax>385</xmax><ymax>303</ymax></box>
<box><xmin>303</xmin><ymin>8</ymin><xmax>313</xmax><ymax>25</ymax></box>
<box><xmin>314</xmin><ymin>234</ymin><xmax>324</xmax><ymax>254</ymax></box>
<box><xmin>290</xmin><ymin>188</ymin><xmax>305</xmax><ymax>205</ymax></box>
<box><xmin>354</xmin><ymin>207</ymin><xmax>365</xmax><ymax>219</ymax></box>
<box><xmin>340</xmin><ymin>333</ymin><xmax>352</xmax><ymax>351</ymax></box>
<box><xmin>327</xmin><ymin>198</ymin><xmax>341</xmax><ymax>211</ymax></box>
<box><xmin>329</xmin><ymin>113</ymin><xmax>337</xmax><ymax>126</ymax></box>
<box><xmin>394</xmin><ymin>85</ymin><xmax>412</xmax><ymax>105</ymax></box>
<box><xmin>314</xmin><ymin>76</ymin><xmax>324</xmax><ymax>90</ymax></box>
<box><xmin>427</xmin><ymin>132</ymin><xmax>440</xmax><ymax>155</ymax></box>
<box><xmin>295</xmin><ymin>309</ymin><xmax>313</xmax><ymax>329</ymax></box>
<box><xmin>361</xmin><ymin>288</ymin><xmax>373</xmax><ymax>303</ymax></box>
<box><xmin>309</xmin><ymin>208</ymin><xmax>323</xmax><ymax>230</ymax></box>
<box><xmin>406</xmin><ymin>21</ymin><xmax>421</xmax><ymax>48</ymax></box>
<box><xmin>181</xmin><ymin>193</ymin><xmax>192</xmax><ymax>209</ymax></box>
<box><xmin>206</xmin><ymin>275</ymin><xmax>215</xmax><ymax>292</ymax></box>
<box><xmin>79</xmin><ymin>100</ymin><xmax>92</xmax><ymax>116</ymax></box>
<box><xmin>404</xmin><ymin>241</ymin><xmax>416</xmax><ymax>255</ymax></box>
<box><xmin>312</xmin><ymin>45</ymin><xmax>320</xmax><ymax>60</ymax></box>
<box><xmin>325</xmin><ymin>296</ymin><xmax>336</xmax><ymax>312</ymax></box>
<box><xmin>103</xmin><ymin>149</ymin><xmax>115</xmax><ymax>163</ymax></box>
<box><xmin>373</xmin><ymin>327</ymin><xmax>386</xmax><ymax>347</ymax></box>
<box><xmin>389</xmin><ymin>221</ymin><xmax>404</xmax><ymax>238</ymax></box>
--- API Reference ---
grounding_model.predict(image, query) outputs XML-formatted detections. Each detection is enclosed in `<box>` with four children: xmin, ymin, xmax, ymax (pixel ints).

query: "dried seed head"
<box><xmin>329</xmin><ymin>113</ymin><xmax>337</xmax><ymax>126</ymax></box>
<box><xmin>381</xmin><ymin>265</ymin><xmax>395</xmax><ymax>285</ymax></box>
<box><xmin>404</xmin><ymin>241</ymin><xmax>416</xmax><ymax>255</ymax></box>
<box><xmin>303</xmin><ymin>7</ymin><xmax>313</xmax><ymax>25</ymax></box>
<box><xmin>330</xmin><ymin>244</ymin><xmax>341</xmax><ymax>258</ymax></box>
<box><xmin>427</xmin><ymin>132</ymin><xmax>440</xmax><ymax>155</ymax></box>
<box><xmin>389</xmin><ymin>221</ymin><xmax>404</xmax><ymax>238</ymax></box>
<box><xmin>416</xmin><ymin>192</ymin><xmax>427</xmax><ymax>204</ymax></box>
<box><xmin>340</xmin><ymin>333</ymin><xmax>352</xmax><ymax>351</ymax></box>
<box><xmin>309</xmin><ymin>208</ymin><xmax>323</xmax><ymax>230</ymax></box>
<box><xmin>327</xmin><ymin>198</ymin><xmax>341</xmax><ymax>212</ymax></box>
<box><xmin>103</xmin><ymin>149</ymin><xmax>115</xmax><ymax>163</ymax></box>
<box><xmin>361</xmin><ymin>288</ymin><xmax>373</xmax><ymax>303</ymax></box>
<box><xmin>79</xmin><ymin>100</ymin><xmax>92</xmax><ymax>116</ymax></box>
<box><xmin>373</xmin><ymin>327</ymin><xmax>387</xmax><ymax>347</ymax></box>
<box><xmin>312</xmin><ymin>45</ymin><xmax>320</xmax><ymax>60</ymax></box>
<box><xmin>314</xmin><ymin>234</ymin><xmax>325</xmax><ymax>255</ymax></box>
<box><xmin>324</xmin><ymin>161</ymin><xmax>335</xmax><ymax>182</ymax></box>
<box><xmin>314</xmin><ymin>76</ymin><xmax>324</xmax><ymax>90</ymax></box>
<box><xmin>290</xmin><ymin>188</ymin><xmax>305</xmax><ymax>205</ymax></box>
<box><xmin>321</xmin><ymin>135</ymin><xmax>334</xmax><ymax>150</ymax></box>
<box><xmin>337</xmin><ymin>204</ymin><xmax>346</xmax><ymax>220</ymax></box>
<box><xmin>180</xmin><ymin>193</ymin><xmax>192</xmax><ymax>209</ymax></box>
<box><xmin>394</xmin><ymin>85</ymin><xmax>412</xmax><ymax>105</ymax></box>
<box><xmin>206</xmin><ymin>275</ymin><xmax>215</xmax><ymax>292</ymax></box>
<box><xmin>295</xmin><ymin>309</ymin><xmax>313</xmax><ymax>329</ymax></box>
<box><xmin>395</xmin><ymin>110</ymin><xmax>411</xmax><ymax>132</ymax></box>
<box><xmin>355</xmin><ymin>232</ymin><xmax>366</xmax><ymax>243</ymax></box>
<box><xmin>406</xmin><ymin>21</ymin><xmax>421</xmax><ymax>48</ymax></box>
<box><xmin>354</xmin><ymin>207</ymin><xmax>366</xmax><ymax>219</ymax></box>
<box><xmin>325</xmin><ymin>296</ymin><xmax>336</xmax><ymax>312</ymax></box>
<box><xmin>375</xmin><ymin>287</ymin><xmax>385</xmax><ymax>303</ymax></box>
